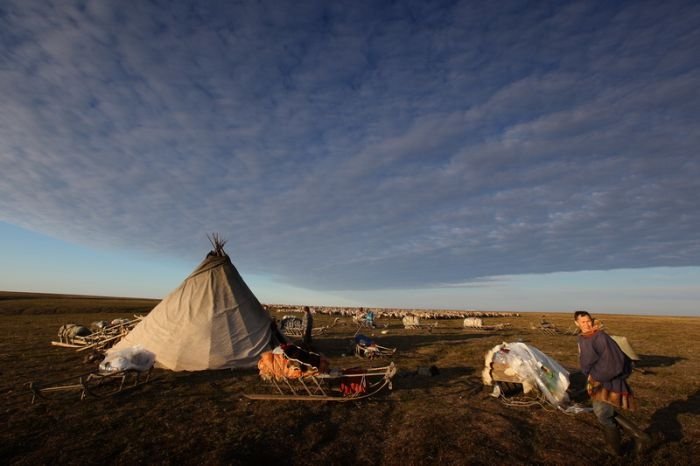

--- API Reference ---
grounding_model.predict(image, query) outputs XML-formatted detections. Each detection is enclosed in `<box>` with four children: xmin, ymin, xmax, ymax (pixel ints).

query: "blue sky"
<box><xmin>1</xmin><ymin>1</ymin><xmax>698</xmax><ymax>315</ymax></box>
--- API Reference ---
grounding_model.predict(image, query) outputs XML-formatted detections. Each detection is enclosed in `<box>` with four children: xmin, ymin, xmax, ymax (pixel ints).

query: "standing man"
<box><xmin>301</xmin><ymin>306</ymin><xmax>313</xmax><ymax>348</ymax></box>
<box><xmin>574</xmin><ymin>310</ymin><xmax>652</xmax><ymax>456</ymax></box>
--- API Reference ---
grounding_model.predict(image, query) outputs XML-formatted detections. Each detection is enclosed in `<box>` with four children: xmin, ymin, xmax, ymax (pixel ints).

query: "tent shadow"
<box><xmin>150</xmin><ymin>367</ymin><xmax>259</xmax><ymax>393</ymax></box>
<box><xmin>648</xmin><ymin>389</ymin><xmax>700</xmax><ymax>442</ymax></box>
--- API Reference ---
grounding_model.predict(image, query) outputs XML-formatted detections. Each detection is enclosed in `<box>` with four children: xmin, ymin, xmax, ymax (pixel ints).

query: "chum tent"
<box><xmin>109</xmin><ymin>236</ymin><xmax>274</xmax><ymax>371</ymax></box>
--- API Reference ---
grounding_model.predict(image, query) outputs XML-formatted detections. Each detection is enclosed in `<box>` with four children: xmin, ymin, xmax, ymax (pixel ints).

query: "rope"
<box><xmin>497</xmin><ymin>391</ymin><xmax>592</xmax><ymax>415</ymax></box>
<box><xmin>497</xmin><ymin>391</ymin><xmax>553</xmax><ymax>410</ymax></box>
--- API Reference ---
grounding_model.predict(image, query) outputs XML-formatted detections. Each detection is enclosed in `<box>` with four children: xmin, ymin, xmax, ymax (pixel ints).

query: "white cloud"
<box><xmin>0</xmin><ymin>0</ymin><xmax>698</xmax><ymax>292</ymax></box>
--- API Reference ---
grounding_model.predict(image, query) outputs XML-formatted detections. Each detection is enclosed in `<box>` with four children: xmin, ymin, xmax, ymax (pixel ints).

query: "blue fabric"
<box><xmin>355</xmin><ymin>334</ymin><xmax>374</xmax><ymax>346</ymax></box>
<box><xmin>578</xmin><ymin>330</ymin><xmax>633</xmax><ymax>395</ymax></box>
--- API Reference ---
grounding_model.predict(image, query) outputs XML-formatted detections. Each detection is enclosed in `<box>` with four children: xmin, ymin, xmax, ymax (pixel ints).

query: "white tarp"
<box><xmin>100</xmin><ymin>345</ymin><xmax>156</xmax><ymax>372</ymax></box>
<box><xmin>482</xmin><ymin>342</ymin><xmax>570</xmax><ymax>407</ymax></box>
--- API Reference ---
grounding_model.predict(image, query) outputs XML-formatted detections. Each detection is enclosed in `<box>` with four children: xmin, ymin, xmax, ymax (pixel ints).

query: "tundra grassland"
<box><xmin>1</xmin><ymin>292</ymin><xmax>698</xmax><ymax>465</ymax></box>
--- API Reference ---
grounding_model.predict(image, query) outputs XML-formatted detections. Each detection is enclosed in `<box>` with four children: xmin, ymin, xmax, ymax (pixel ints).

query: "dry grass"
<box><xmin>0</xmin><ymin>291</ymin><xmax>158</xmax><ymax>316</ymax></box>
<box><xmin>1</xmin><ymin>292</ymin><xmax>698</xmax><ymax>465</ymax></box>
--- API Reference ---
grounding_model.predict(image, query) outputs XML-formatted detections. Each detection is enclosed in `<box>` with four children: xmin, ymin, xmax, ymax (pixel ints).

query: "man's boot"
<box><xmin>603</xmin><ymin>425</ymin><xmax>622</xmax><ymax>456</ymax></box>
<box><xmin>615</xmin><ymin>414</ymin><xmax>651</xmax><ymax>456</ymax></box>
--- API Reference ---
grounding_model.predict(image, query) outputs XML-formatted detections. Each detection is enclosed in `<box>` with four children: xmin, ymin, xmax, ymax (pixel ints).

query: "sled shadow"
<box><xmin>636</xmin><ymin>354</ymin><xmax>685</xmax><ymax>371</ymax></box>
<box><xmin>648</xmin><ymin>389</ymin><xmax>700</xmax><ymax>442</ymax></box>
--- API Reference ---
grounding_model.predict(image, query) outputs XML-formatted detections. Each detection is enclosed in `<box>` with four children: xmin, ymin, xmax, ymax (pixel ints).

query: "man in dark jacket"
<box><xmin>575</xmin><ymin>310</ymin><xmax>652</xmax><ymax>456</ymax></box>
<box><xmin>301</xmin><ymin>306</ymin><xmax>313</xmax><ymax>348</ymax></box>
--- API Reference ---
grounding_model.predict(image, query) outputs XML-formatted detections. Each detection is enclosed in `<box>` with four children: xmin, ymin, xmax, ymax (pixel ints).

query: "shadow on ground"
<box><xmin>636</xmin><ymin>354</ymin><xmax>685</xmax><ymax>370</ymax></box>
<box><xmin>649</xmin><ymin>389</ymin><xmax>700</xmax><ymax>443</ymax></box>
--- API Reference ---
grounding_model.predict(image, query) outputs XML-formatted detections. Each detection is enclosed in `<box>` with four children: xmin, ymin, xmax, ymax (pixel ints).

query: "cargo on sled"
<box><xmin>353</xmin><ymin>333</ymin><xmax>397</xmax><ymax>360</ymax></box>
<box><xmin>27</xmin><ymin>345</ymin><xmax>155</xmax><ymax>403</ymax></box>
<box><xmin>245</xmin><ymin>344</ymin><xmax>397</xmax><ymax>402</ymax></box>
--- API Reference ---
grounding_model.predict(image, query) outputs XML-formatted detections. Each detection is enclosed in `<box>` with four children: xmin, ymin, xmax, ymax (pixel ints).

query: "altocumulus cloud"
<box><xmin>0</xmin><ymin>0</ymin><xmax>698</xmax><ymax>291</ymax></box>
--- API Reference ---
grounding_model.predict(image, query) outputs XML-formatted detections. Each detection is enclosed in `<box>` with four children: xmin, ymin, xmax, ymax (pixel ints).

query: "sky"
<box><xmin>1</xmin><ymin>0</ymin><xmax>698</xmax><ymax>316</ymax></box>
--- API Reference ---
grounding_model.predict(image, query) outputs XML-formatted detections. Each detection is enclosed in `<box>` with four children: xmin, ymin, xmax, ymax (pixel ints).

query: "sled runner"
<box><xmin>28</xmin><ymin>367</ymin><xmax>152</xmax><ymax>403</ymax></box>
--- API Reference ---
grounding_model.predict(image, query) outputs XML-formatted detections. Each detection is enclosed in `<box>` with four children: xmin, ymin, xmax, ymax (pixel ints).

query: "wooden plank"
<box><xmin>75</xmin><ymin>333</ymin><xmax>123</xmax><ymax>352</ymax></box>
<box><xmin>51</xmin><ymin>341</ymin><xmax>83</xmax><ymax>348</ymax></box>
<box><xmin>489</xmin><ymin>362</ymin><xmax>522</xmax><ymax>383</ymax></box>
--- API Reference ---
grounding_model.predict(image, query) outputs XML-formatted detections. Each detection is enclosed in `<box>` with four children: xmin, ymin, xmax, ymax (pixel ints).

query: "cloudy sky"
<box><xmin>1</xmin><ymin>0</ymin><xmax>698</xmax><ymax>315</ymax></box>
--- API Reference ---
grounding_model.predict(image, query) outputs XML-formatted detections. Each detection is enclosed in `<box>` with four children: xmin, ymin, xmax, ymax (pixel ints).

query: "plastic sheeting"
<box><xmin>483</xmin><ymin>342</ymin><xmax>570</xmax><ymax>407</ymax></box>
<box><xmin>99</xmin><ymin>345</ymin><xmax>156</xmax><ymax>373</ymax></box>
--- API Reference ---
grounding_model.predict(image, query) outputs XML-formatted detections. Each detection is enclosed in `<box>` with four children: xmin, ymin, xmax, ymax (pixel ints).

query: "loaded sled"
<box><xmin>245</xmin><ymin>344</ymin><xmax>397</xmax><ymax>402</ymax></box>
<box><xmin>463</xmin><ymin>317</ymin><xmax>511</xmax><ymax>331</ymax></box>
<box><xmin>353</xmin><ymin>310</ymin><xmax>377</xmax><ymax>329</ymax></box>
<box><xmin>51</xmin><ymin>317</ymin><xmax>143</xmax><ymax>353</ymax></box>
<box><xmin>279</xmin><ymin>315</ymin><xmax>339</xmax><ymax>339</ymax></box>
<box><xmin>353</xmin><ymin>333</ymin><xmax>397</xmax><ymax>360</ymax></box>
<box><xmin>530</xmin><ymin>320</ymin><xmax>577</xmax><ymax>336</ymax></box>
<box><xmin>402</xmin><ymin>315</ymin><xmax>437</xmax><ymax>331</ymax></box>
<box><xmin>28</xmin><ymin>345</ymin><xmax>155</xmax><ymax>403</ymax></box>
<box><xmin>482</xmin><ymin>341</ymin><xmax>571</xmax><ymax>408</ymax></box>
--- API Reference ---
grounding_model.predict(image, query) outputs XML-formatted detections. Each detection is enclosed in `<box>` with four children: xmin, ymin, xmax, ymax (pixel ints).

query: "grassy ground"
<box><xmin>0</xmin><ymin>291</ymin><xmax>159</xmax><ymax>316</ymax></box>
<box><xmin>1</xmin><ymin>293</ymin><xmax>698</xmax><ymax>465</ymax></box>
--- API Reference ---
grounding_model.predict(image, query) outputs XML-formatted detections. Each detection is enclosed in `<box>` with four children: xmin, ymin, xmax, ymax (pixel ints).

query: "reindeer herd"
<box><xmin>264</xmin><ymin>304</ymin><xmax>519</xmax><ymax>321</ymax></box>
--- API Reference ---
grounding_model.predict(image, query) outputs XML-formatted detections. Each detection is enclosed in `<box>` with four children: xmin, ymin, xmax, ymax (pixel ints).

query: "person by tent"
<box><xmin>574</xmin><ymin>310</ymin><xmax>653</xmax><ymax>456</ymax></box>
<box><xmin>301</xmin><ymin>306</ymin><xmax>313</xmax><ymax>348</ymax></box>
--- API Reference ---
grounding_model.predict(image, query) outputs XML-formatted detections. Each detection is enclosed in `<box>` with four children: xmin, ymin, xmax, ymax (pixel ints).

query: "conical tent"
<box><xmin>110</xmin><ymin>245</ymin><xmax>273</xmax><ymax>371</ymax></box>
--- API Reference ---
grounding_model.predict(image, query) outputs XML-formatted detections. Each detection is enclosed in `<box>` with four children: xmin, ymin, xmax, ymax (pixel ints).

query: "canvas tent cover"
<box><xmin>109</xmin><ymin>253</ymin><xmax>272</xmax><ymax>371</ymax></box>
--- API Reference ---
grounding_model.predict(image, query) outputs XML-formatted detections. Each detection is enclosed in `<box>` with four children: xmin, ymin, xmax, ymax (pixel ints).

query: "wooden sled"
<box><xmin>245</xmin><ymin>347</ymin><xmax>396</xmax><ymax>402</ymax></box>
<box><xmin>402</xmin><ymin>316</ymin><xmax>437</xmax><ymax>331</ymax></box>
<box><xmin>353</xmin><ymin>311</ymin><xmax>378</xmax><ymax>329</ymax></box>
<box><xmin>539</xmin><ymin>326</ymin><xmax>561</xmax><ymax>335</ymax></box>
<box><xmin>530</xmin><ymin>322</ymin><xmax>577</xmax><ymax>336</ymax></box>
<box><xmin>51</xmin><ymin>317</ymin><xmax>143</xmax><ymax>353</ymax></box>
<box><xmin>353</xmin><ymin>334</ymin><xmax>397</xmax><ymax>360</ymax></box>
<box><xmin>280</xmin><ymin>317</ymin><xmax>339</xmax><ymax>338</ymax></box>
<box><xmin>51</xmin><ymin>323</ymin><xmax>93</xmax><ymax>348</ymax></box>
<box><xmin>469</xmin><ymin>323</ymin><xmax>510</xmax><ymax>331</ymax></box>
<box><xmin>28</xmin><ymin>368</ymin><xmax>152</xmax><ymax>404</ymax></box>
<box><xmin>463</xmin><ymin>317</ymin><xmax>510</xmax><ymax>331</ymax></box>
